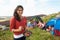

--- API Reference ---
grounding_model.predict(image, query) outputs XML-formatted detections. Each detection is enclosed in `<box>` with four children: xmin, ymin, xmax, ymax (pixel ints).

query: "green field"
<box><xmin>0</xmin><ymin>27</ymin><xmax>60</xmax><ymax>40</ymax></box>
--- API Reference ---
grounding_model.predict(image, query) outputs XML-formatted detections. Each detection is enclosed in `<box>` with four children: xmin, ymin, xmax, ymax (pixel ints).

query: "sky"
<box><xmin>0</xmin><ymin>0</ymin><xmax>60</xmax><ymax>16</ymax></box>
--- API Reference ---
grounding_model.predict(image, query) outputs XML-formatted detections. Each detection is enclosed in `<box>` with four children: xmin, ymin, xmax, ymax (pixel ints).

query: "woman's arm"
<box><xmin>12</xmin><ymin>26</ymin><xmax>24</xmax><ymax>32</ymax></box>
<box><xmin>12</xmin><ymin>29</ymin><xmax>20</xmax><ymax>32</ymax></box>
<box><xmin>10</xmin><ymin>17</ymin><xmax>23</xmax><ymax>32</ymax></box>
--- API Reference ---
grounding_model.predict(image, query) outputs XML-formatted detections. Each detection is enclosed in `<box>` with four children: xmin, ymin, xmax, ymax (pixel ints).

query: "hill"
<box><xmin>42</xmin><ymin>12</ymin><xmax>60</xmax><ymax>22</ymax></box>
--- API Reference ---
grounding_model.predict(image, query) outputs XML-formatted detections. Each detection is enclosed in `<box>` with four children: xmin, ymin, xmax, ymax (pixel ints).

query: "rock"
<box><xmin>0</xmin><ymin>25</ymin><xmax>9</xmax><ymax>31</ymax></box>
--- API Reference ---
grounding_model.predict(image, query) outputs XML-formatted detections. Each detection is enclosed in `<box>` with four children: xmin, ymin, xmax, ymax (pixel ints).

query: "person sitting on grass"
<box><xmin>37</xmin><ymin>21</ymin><xmax>45</xmax><ymax>29</ymax></box>
<box><xmin>27</xmin><ymin>19</ymin><xmax>34</xmax><ymax>30</ymax></box>
<box><xmin>33</xmin><ymin>19</ymin><xmax>37</xmax><ymax>27</ymax></box>
<box><xmin>46</xmin><ymin>25</ymin><xmax>54</xmax><ymax>35</ymax></box>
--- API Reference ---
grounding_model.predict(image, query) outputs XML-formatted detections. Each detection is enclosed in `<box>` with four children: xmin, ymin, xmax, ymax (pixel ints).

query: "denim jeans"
<box><xmin>14</xmin><ymin>36</ymin><xmax>26</xmax><ymax>40</ymax></box>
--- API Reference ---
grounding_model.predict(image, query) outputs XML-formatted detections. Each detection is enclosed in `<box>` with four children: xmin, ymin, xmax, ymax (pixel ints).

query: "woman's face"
<box><xmin>17</xmin><ymin>8</ymin><xmax>23</xmax><ymax>16</ymax></box>
<box><xmin>39</xmin><ymin>21</ymin><xmax>42</xmax><ymax>23</ymax></box>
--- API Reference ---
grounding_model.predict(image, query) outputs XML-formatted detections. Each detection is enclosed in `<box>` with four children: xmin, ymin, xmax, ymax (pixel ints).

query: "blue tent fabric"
<box><xmin>46</xmin><ymin>18</ymin><xmax>56</xmax><ymax>27</ymax></box>
<box><xmin>46</xmin><ymin>18</ymin><xmax>60</xmax><ymax>30</ymax></box>
<box><xmin>45</xmin><ymin>18</ymin><xmax>60</xmax><ymax>35</ymax></box>
<box><xmin>54</xmin><ymin>19</ymin><xmax>60</xmax><ymax>30</ymax></box>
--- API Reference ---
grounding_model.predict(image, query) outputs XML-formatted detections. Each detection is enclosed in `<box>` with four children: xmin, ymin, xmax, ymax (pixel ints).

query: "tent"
<box><xmin>54</xmin><ymin>18</ymin><xmax>60</xmax><ymax>30</ymax></box>
<box><xmin>46</xmin><ymin>18</ymin><xmax>60</xmax><ymax>30</ymax></box>
<box><xmin>45</xmin><ymin>18</ymin><xmax>56</xmax><ymax>28</ymax></box>
<box><xmin>45</xmin><ymin>18</ymin><xmax>60</xmax><ymax>35</ymax></box>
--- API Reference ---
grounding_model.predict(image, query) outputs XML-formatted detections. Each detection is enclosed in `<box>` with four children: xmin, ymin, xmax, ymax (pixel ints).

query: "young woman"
<box><xmin>10</xmin><ymin>5</ymin><xmax>27</xmax><ymax>40</ymax></box>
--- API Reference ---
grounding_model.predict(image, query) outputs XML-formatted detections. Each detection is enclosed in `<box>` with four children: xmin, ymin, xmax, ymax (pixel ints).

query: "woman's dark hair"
<box><xmin>13</xmin><ymin>5</ymin><xmax>24</xmax><ymax>21</ymax></box>
<box><xmin>36</xmin><ymin>16</ymin><xmax>43</xmax><ymax>24</ymax></box>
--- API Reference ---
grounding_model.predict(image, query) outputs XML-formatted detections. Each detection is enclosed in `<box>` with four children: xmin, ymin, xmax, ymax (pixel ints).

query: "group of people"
<box><xmin>27</xmin><ymin>18</ymin><xmax>45</xmax><ymax>29</ymax></box>
<box><xmin>10</xmin><ymin>5</ymin><xmax>59</xmax><ymax>40</ymax></box>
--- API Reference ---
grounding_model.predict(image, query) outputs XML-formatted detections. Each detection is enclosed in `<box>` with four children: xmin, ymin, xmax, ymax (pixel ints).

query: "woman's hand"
<box><xmin>19</xmin><ymin>26</ymin><xmax>22</xmax><ymax>31</ymax></box>
<box><xmin>24</xmin><ymin>30</ymin><xmax>32</xmax><ymax>37</ymax></box>
<box><xmin>19</xmin><ymin>26</ymin><xmax>24</xmax><ymax>30</ymax></box>
<box><xmin>46</xmin><ymin>29</ymin><xmax>50</xmax><ymax>32</ymax></box>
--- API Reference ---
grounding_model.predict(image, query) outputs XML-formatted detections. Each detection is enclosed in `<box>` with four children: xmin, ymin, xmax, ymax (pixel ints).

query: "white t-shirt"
<box><xmin>14</xmin><ymin>34</ymin><xmax>24</xmax><ymax>38</ymax></box>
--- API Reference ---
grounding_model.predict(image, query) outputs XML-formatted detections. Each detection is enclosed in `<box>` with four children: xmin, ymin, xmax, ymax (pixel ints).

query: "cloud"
<box><xmin>0</xmin><ymin>0</ymin><xmax>16</xmax><ymax>16</ymax></box>
<box><xmin>22</xmin><ymin>0</ymin><xmax>36</xmax><ymax>16</ymax></box>
<box><xmin>0</xmin><ymin>0</ymin><xmax>4</xmax><ymax>4</ymax></box>
<box><xmin>39</xmin><ymin>0</ymin><xmax>48</xmax><ymax>6</ymax></box>
<box><xmin>0</xmin><ymin>0</ymin><xmax>60</xmax><ymax>16</ymax></box>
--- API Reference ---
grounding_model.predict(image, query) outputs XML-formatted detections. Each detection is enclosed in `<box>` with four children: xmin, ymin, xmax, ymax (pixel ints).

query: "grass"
<box><xmin>27</xmin><ymin>27</ymin><xmax>54</xmax><ymax>40</ymax></box>
<box><xmin>0</xmin><ymin>27</ymin><xmax>60</xmax><ymax>40</ymax></box>
<box><xmin>0</xmin><ymin>30</ymin><xmax>13</xmax><ymax>40</ymax></box>
<box><xmin>0</xmin><ymin>11</ymin><xmax>60</xmax><ymax>40</ymax></box>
